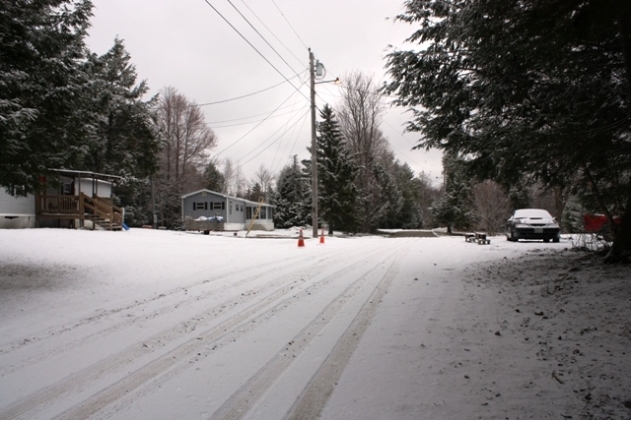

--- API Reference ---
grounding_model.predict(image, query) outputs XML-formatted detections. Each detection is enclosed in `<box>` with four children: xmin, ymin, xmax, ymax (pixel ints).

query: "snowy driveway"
<box><xmin>1</xmin><ymin>228</ymin><xmax>624</xmax><ymax>419</ymax></box>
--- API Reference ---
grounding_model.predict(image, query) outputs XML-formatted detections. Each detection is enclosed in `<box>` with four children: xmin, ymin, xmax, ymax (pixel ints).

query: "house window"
<box><xmin>246</xmin><ymin>207</ymin><xmax>252</xmax><ymax>219</ymax></box>
<box><xmin>12</xmin><ymin>185</ymin><xmax>26</xmax><ymax>196</ymax></box>
<box><xmin>61</xmin><ymin>182</ymin><xmax>72</xmax><ymax>195</ymax></box>
<box><xmin>193</xmin><ymin>202</ymin><xmax>207</xmax><ymax>211</ymax></box>
<box><xmin>260</xmin><ymin>207</ymin><xmax>266</xmax><ymax>219</ymax></box>
<box><xmin>213</xmin><ymin>202</ymin><xmax>224</xmax><ymax>210</ymax></box>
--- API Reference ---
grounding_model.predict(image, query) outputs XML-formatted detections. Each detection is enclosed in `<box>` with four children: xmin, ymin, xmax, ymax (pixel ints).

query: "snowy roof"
<box><xmin>49</xmin><ymin>169</ymin><xmax>122</xmax><ymax>182</ymax></box>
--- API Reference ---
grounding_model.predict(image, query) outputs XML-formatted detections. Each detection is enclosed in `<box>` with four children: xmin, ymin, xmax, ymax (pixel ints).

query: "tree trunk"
<box><xmin>605</xmin><ymin>182</ymin><xmax>631</xmax><ymax>263</ymax></box>
<box><xmin>604</xmin><ymin>2</ymin><xmax>631</xmax><ymax>263</ymax></box>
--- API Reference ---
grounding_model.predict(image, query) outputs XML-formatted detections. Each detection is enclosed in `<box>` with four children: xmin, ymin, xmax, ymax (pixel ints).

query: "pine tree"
<box><xmin>431</xmin><ymin>151</ymin><xmax>475</xmax><ymax>233</ymax></box>
<box><xmin>272</xmin><ymin>158</ymin><xmax>308</xmax><ymax>228</ymax></box>
<box><xmin>385</xmin><ymin>0</ymin><xmax>631</xmax><ymax>260</ymax></box>
<box><xmin>392</xmin><ymin>163</ymin><xmax>423</xmax><ymax>229</ymax></box>
<box><xmin>316</xmin><ymin>105</ymin><xmax>359</xmax><ymax>234</ymax></box>
<box><xmin>203</xmin><ymin>161</ymin><xmax>225</xmax><ymax>192</ymax></box>
<box><xmin>82</xmin><ymin>38</ymin><xmax>159</xmax><ymax>179</ymax></box>
<box><xmin>0</xmin><ymin>0</ymin><xmax>93</xmax><ymax>193</ymax></box>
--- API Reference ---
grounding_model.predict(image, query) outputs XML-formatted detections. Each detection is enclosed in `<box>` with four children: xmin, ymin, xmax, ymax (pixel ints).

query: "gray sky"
<box><xmin>86</xmin><ymin>0</ymin><xmax>443</xmax><ymax>185</ymax></box>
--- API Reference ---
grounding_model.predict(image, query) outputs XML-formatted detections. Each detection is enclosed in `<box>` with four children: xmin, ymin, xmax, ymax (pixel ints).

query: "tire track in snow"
<box><xmin>210</xmin><ymin>243</ymin><xmax>410</xmax><ymax>420</ymax></box>
<box><xmin>284</xmin><ymin>241</ymin><xmax>409</xmax><ymax>420</ymax></box>
<box><xmin>0</xmin><ymin>249</ymin><xmax>328</xmax><ymax>381</ymax></box>
<box><xmin>65</xmin><ymin>243</ymin><xmax>398</xmax><ymax>420</ymax></box>
<box><xmin>0</xmin><ymin>251</ymin><xmax>312</xmax><ymax>365</ymax></box>
<box><xmin>0</xmin><ymin>241</ymin><xmax>390</xmax><ymax>420</ymax></box>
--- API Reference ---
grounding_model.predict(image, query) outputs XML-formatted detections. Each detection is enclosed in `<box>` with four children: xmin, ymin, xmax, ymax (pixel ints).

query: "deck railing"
<box><xmin>36</xmin><ymin>193</ymin><xmax>123</xmax><ymax>230</ymax></box>
<box><xmin>38</xmin><ymin>195</ymin><xmax>80</xmax><ymax>215</ymax></box>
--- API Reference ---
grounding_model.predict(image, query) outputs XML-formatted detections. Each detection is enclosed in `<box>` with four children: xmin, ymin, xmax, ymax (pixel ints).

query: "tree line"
<box><xmin>4</xmin><ymin>0</ymin><xmax>615</xmax><ymax>250</ymax></box>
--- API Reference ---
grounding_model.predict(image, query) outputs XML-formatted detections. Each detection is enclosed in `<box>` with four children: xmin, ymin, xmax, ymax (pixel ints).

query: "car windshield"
<box><xmin>514</xmin><ymin>209</ymin><xmax>552</xmax><ymax>219</ymax></box>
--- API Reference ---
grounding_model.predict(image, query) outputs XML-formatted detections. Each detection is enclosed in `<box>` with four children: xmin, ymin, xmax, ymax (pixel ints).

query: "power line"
<box><xmin>213</xmin><ymin>80</ymin><xmax>307</xmax><ymax>157</ymax></box>
<box><xmin>208</xmin><ymin>107</ymin><xmax>305</xmax><ymax>129</ymax></box>
<box><xmin>202</xmin><ymin>0</ymin><xmax>309</xmax><ymax>103</ymax></box>
<box><xmin>197</xmin><ymin>71</ymin><xmax>305</xmax><ymax>107</ymax></box>
<box><xmin>272</xmin><ymin>0</ymin><xmax>308</xmax><ymax>50</ymax></box>
<box><xmin>238</xmin><ymin>0</ymin><xmax>304</xmax><ymax>68</ymax></box>
<box><xmin>237</xmin><ymin>108</ymin><xmax>310</xmax><ymax>168</ymax></box>
<box><xmin>227</xmin><ymin>0</ymin><xmax>302</xmax><ymax>76</ymax></box>
<box><xmin>207</xmin><ymin>103</ymin><xmax>304</xmax><ymax>125</ymax></box>
<box><xmin>271</xmin><ymin>106</ymin><xmax>309</xmax><ymax>174</ymax></box>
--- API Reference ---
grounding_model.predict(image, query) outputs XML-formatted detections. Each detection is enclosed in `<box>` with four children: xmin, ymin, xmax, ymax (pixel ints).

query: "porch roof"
<box><xmin>49</xmin><ymin>169</ymin><xmax>122</xmax><ymax>183</ymax></box>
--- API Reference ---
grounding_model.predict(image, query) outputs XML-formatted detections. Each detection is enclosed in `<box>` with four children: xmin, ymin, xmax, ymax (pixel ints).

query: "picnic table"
<box><xmin>465</xmin><ymin>232</ymin><xmax>491</xmax><ymax>245</ymax></box>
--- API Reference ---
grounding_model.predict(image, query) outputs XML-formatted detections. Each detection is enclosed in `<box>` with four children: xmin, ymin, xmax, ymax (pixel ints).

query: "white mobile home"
<box><xmin>0</xmin><ymin>170</ymin><xmax>123</xmax><ymax>230</ymax></box>
<box><xmin>181</xmin><ymin>189</ymin><xmax>275</xmax><ymax>231</ymax></box>
<box><xmin>0</xmin><ymin>187</ymin><xmax>36</xmax><ymax>228</ymax></box>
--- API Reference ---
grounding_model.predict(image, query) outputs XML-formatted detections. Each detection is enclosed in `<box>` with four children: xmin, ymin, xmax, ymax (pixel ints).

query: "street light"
<box><xmin>309</xmin><ymin>48</ymin><xmax>340</xmax><ymax>238</ymax></box>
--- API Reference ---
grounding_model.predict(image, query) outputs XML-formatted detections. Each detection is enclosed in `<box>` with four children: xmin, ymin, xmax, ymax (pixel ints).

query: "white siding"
<box><xmin>75</xmin><ymin>178</ymin><xmax>112</xmax><ymax>198</ymax></box>
<box><xmin>0</xmin><ymin>189</ymin><xmax>35</xmax><ymax>214</ymax></box>
<box><xmin>0</xmin><ymin>189</ymin><xmax>36</xmax><ymax>228</ymax></box>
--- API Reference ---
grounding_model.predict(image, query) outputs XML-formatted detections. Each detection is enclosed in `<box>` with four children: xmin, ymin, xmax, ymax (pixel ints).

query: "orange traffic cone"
<box><xmin>297</xmin><ymin>229</ymin><xmax>305</xmax><ymax>247</ymax></box>
<box><xmin>319</xmin><ymin>227</ymin><xmax>325</xmax><ymax>244</ymax></box>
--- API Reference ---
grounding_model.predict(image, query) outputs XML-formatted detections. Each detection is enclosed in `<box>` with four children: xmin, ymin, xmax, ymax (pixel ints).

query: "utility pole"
<box><xmin>309</xmin><ymin>48</ymin><xmax>318</xmax><ymax>238</ymax></box>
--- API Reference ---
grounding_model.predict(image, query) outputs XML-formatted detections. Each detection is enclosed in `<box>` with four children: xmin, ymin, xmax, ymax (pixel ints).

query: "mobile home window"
<box><xmin>193</xmin><ymin>202</ymin><xmax>207</xmax><ymax>211</ymax></box>
<box><xmin>213</xmin><ymin>202</ymin><xmax>224</xmax><ymax>210</ymax></box>
<box><xmin>260</xmin><ymin>207</ymin><xmax>266</xmax><ymax>219</ymax></box>
<box><xmin>246</xmin><ymin>207</ymin><xmax>252</xmax><ymax>219</ymax></box>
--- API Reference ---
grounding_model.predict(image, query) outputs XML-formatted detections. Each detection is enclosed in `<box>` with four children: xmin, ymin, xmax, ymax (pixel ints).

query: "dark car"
<box><xmin>506</xmin><ymin>208</ymin><xmax>560</xmax><ymax>242</ymax></box>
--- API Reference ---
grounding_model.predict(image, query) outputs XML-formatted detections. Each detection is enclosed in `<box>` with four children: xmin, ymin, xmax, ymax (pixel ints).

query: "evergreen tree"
<box><xmin>82</xmin><ymin>38</ymin><xmax>159</xmax><ymax>179</ymax></box>
<box><xmin>316</xmin><ymin>105</ymin><xmax>359</xmax><ymax>234</ymax></box>
<box><xmin>372</xmin><ymin>160</ymin><xmax>403</xmax><ymax>229</ymax></box>
<box><xmin>0</xmin><ymin>0</ymin><xmax>93</xmax><ymax>193</ymax></box>
<box><xmin>272</xmin><ymin>159</ymin><xmax>308</xmax><ymax>228</ymax></box>
<box><xmin>203</xmin><ymin>160</ymin><xmax>225</xmax><ymax>192</ymax></box>
<box><xmin>392</xmin><ymin>162</ymin><xmax>423</xmax><ymax>229</ymax></box>
<box><xmin>431</xmin><ymin>151</ymin><xmax>475</xmax><ymax>233</ymax></box>
<box><xmin>385</xmin><ymin>0</ymin><xmax>631</xmax><ymax>260</ymax></box>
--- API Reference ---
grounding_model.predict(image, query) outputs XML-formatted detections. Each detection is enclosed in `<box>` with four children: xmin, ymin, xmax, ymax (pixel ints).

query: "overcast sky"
<box><xmin>86</xmin><ymin>0</ymin><xmax>443</xmax><ymax>185</ymax></box>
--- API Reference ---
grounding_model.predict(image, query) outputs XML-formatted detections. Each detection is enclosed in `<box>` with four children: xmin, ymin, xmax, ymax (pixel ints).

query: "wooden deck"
<box><xmin>36</xmin><ymin>193</ymin><xmax>123</xmax><ymax>230</ymax></box>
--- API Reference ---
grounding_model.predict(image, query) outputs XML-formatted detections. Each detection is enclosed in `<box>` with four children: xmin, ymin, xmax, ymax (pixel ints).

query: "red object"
<box><xmin>583</xmin><ymin>214</ymin><xmax>620</xmax><ymax>232</ymax></box>
<box><xmin>319</xmin><ymin>228</ymin><xmax>325</xmax><ymax>244</ymax></box>
<box><xmin>298</xmin><ymin>229</ymin><xmax>305</xmax><ymax>247</ymax></box>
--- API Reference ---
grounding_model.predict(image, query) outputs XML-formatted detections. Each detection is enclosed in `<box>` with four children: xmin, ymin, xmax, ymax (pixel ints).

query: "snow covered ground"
<box><xmin>0</xmin><ymin>228</ymin><xmax>629</xmax><ymax>419</ymax></box>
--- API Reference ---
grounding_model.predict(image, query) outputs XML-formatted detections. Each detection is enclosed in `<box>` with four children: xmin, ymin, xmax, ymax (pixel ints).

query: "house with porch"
<box><xmin>181</xmin><ymin>189</ymin><xmax>275</xmax><ymax>231</ymax></box>
<box><xmin>0</xmin><ymin>169</ymin><xmax>123</xmax><ymax>230</ymax></box>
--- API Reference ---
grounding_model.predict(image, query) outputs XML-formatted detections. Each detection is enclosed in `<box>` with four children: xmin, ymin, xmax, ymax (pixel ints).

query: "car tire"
<box><xmin>553</xmin><ymin>234</ymin><xmax>560</xmax><ymax>243</ymax></box>
<box><xmin>509</xmin><ymin>230</ymin><xmax>517</xmax><ymax>242</ymax></box>
<box><xmin>544</xmin><ymin>238</ymin><xmax>550</xmax><ymax>243</ymax></box>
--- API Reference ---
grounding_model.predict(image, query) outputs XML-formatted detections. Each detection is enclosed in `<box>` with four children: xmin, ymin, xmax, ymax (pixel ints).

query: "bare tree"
<box><xmin>154</xmin><ymin>86</ymin><xmax>217</xmax><ymax>227</ymax></box>
<box><xmin>473</xmin><ymin>180</ymin><xmax>512</xmax><ymax>235</ymax></box>
<box><xmin>222</xmin><ymin>158</ymin><xmax>247</xmax><ymax>198</ymax></box>
<box><xmin>337</xmin><ymin>72</ymin><xmax>387</xmax><ymax>168</ymax></box>
<box><xmin>158</xmin><ymin>87</ymin><xmax>216</xmax><ymax>191</ymax></box>
<box><xmin>222</xmin><ymin>158</ymin><xmax>235</xmax><ymax>195</ymax></box>
<box><xmin>252</xmin><ymin>164</ymin><xmax>275</xmax><ymax>200</ymax></box>
<box><xmin>336</xmin><ymin>71</ymin><xmax>390</xmax><ymax>232</ymax></box>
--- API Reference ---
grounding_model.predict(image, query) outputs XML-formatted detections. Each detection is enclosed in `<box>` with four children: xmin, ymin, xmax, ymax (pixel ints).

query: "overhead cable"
<box><xmin>208</xmin><ymin>107</ymin><xmax>306</xmax><ymax>129</ymax></box>
<box><xmin>202</xmin><ymin>0</ymin><xmax>309</xmax><ymax>103</ymax></box>
<box><xmin>226</xmin><ymin>0</ymin><xmax>302</xmax><ymax>77</ymax></box>
<box><xmin>272</xmin><ymin>0</ymin><xmax>308</xmax><ymax>50</ymax></box>
<box><xmin>238</xmin><ymin>0</ymin><xmax>304</xmax><ymax>67</ymax></box>
<box><xmin>213</xmin><ymin>80</ymin><xmax>307</xmax><ymax>157</ymax></box>
<box><xmin>198</xmin><ymin>71</ymin><xmax>305</xmax><ymax>107</ymax></box>
<box><xmin>237</xmin><ymin>108</ymin><xmax>311</xmax><ymax>168</ymax></box>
